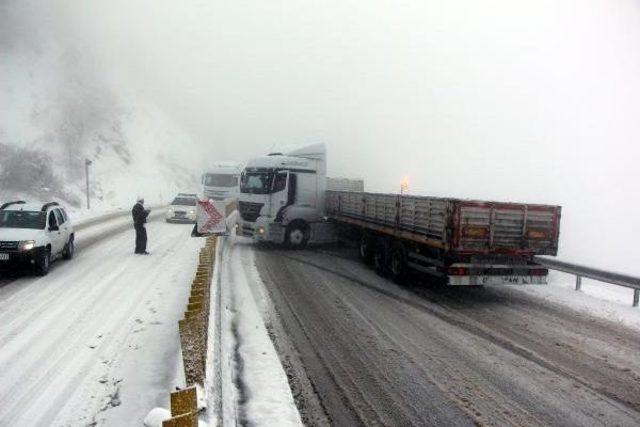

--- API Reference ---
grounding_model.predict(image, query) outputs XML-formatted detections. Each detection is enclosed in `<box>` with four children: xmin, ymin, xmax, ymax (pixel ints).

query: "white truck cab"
<box><xmin>237</xmin><ymin>143</ymin><xmax>330</xmax><ymax>247</ymax></box>
<box><xmin>202</xmin><ymin>162</ymin><xmax>243</xmax><ymax>201</ymax></box>
<box><xmin>0</xmin><ymin>201</ymin><xmax>75</xmax><ymax>275</ymax></box>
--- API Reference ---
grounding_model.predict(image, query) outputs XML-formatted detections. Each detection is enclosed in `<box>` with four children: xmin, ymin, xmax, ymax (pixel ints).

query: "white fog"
<box><xmin>2</xmin><ymin>0</ymin><xmax>639</xmax><ymax>272</ymax></box>
<box><xmin>3</xmin><ymin>2</ymin><xmax>640</xmax><ymax>426</ymax></box>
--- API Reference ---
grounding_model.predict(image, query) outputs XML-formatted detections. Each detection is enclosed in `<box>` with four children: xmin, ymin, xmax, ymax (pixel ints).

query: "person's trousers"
<box><xmin>135</xmin><ymin>225</ymin><xmax>147</xmax><ymax>253</ymax></box>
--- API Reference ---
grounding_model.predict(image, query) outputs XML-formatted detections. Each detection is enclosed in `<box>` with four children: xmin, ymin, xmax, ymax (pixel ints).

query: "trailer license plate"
<box><xmin>0</xmin><ymin>253</ymin><xmax>9</xmax><ymax>261</ymax></box>
<box><xmin>501</xmin><ymin>276</ymin><xmax>525</xmax><ymax>284</ymax></box>
<box><xmin>480</xmin><ymin>275</ymin><xmax>528</xmax><ymax>285</ymax></box>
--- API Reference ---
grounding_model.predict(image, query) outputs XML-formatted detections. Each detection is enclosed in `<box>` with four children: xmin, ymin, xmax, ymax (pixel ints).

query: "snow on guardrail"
<box><xmin>535</xmin><ymin>256</ymin><xmax>640</xmax><ymax>307</ymax></box>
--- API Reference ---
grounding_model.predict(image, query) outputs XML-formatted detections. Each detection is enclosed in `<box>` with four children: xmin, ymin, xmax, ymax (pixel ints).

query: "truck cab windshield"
<box><xmin>204</xmin><ymin>174</ymin><xmax>238</xmax><ymax>188</ymax></box>
<box><xmin>0</xmin><ymin>211</ymin><xmax>46</xmax><ymax>229</ymax></box>
<box><xmin>240</xmin><ymin>172</ymin><xmax>274</xmax><ymax>194</ymax></box>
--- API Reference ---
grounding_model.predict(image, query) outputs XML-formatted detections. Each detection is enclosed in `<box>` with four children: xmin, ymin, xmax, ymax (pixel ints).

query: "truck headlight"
<box><xmin>258</xmin><ymin>227</ymin><xmax>265</xmax><ymax>235</ymax></box>
<box><xmin>19</xmin><ymin>240</ymin><xmax>36</xmax><ymax>251</ymax></box>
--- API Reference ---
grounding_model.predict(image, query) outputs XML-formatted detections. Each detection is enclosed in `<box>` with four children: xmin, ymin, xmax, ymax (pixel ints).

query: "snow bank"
<box><xmin>519</xmin><ymin>271</ymin><xmax>640</xmax><ymax>331</ymax></box>
<box><xmin>143</xmin><ymin>407</ymin><xmax>171</xmax><ymax>427</ymax></box>
<box><xmin>210</xmin><ymin>236</ymin><xmax>302</xmax><ymax>427</ymax></box>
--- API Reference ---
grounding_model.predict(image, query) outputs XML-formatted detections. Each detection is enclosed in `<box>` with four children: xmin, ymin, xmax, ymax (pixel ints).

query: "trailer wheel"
<box><xmin>389</xmin><ymin>243</ymin><xmax>408</xmax><ymax>283</ymax></box>
<box><xmin>359</xmin><ymin>233</ymin><xmax>374</xmax><ymax>264</ymax></box>
<box><xmin>285</xmin><ymin>221</ymin><xmax>309</xmax><ymax>249</ymax></box>
<box><xmin>373</xmin><ymin>238</ymin><xmax>389</xmax><ymax>277</ymax></box>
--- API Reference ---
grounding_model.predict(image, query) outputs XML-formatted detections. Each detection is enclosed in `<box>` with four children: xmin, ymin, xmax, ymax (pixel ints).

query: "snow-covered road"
<box><xmin>0</xmin><ymin>218</ymin><xmax>202</xmax><ymax>426</ymax></box>
<box><xmin>253</xmin><ymin>246</ymin><xmax>640</xmax><ymax>426</ymax></box>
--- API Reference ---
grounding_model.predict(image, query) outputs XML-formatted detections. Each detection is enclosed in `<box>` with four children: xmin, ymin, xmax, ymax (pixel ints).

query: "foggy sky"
<box><xmin>3</xmin><ymin>0</ymin><xmax>640</xmax><ymax>272</ymax></box>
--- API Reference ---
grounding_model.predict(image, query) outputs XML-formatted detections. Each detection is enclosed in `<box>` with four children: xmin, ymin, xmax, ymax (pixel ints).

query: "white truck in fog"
<box><xmin>202</xmin><ymin>162</ymin><xmax>243</xmax><ymax>201</ymax></box>
<box><xmin>237</xmin><ymin>143</ymin><xmax>340</xmax><ymax>247</ymax></box>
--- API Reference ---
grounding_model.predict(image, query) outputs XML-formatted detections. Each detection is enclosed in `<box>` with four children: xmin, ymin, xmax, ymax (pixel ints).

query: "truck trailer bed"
<box><xmin>326</xmin><ymin>191</ymin><xmax>561</xmax><ymax>285</ymax></box>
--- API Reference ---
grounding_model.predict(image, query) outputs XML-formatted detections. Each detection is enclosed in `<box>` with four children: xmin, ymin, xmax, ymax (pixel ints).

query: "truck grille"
<box><xmin>204</xmin><ymin>189</ymin><xmax>226</xmax><ymax>200</ymax></box>
<box><xmin>0</xmin><ymin>241</ymin><xmax>19</xmax><ymax>251</ymax></box>
<box><xmin>238</xmin><ymin>202</ymin><xmax>263</xmax><ymax>222</ymax></box>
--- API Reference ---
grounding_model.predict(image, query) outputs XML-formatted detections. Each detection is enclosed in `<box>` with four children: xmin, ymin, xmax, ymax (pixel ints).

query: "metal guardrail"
<box><xmin>534</xmin><ymin>256</ymin><xmax>640</xmax><ymax>307</ymax></box>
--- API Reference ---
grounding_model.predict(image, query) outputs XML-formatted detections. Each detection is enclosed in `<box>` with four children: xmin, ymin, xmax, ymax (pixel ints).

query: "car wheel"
<box><xmin>36</xmin><ymin>248</ymin><xmax>51</xmax><ymax>276</ymax></box>
<box><xmin>63</xmin><ymin>237</ymin><xmax>75</xmax><ymax>260</ymax></box>
<box><xmin>285</xmin><ymin>222</ymin><xmax>309</xmax><ymax>249</ymax></box>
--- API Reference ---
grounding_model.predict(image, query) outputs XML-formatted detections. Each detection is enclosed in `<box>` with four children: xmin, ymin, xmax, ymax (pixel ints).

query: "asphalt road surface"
<box><xmin>252</xmin><ymin>244</ymin><xmax>640</xmax><ymax>427</ymax></box>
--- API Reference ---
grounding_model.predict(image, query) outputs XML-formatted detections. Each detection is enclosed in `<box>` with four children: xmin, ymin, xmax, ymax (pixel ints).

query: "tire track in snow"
<box><xmin>0</xmin><ymin>213</ymin><xmax>162</xmax><ymax>319</ymax></box>
<box><xmin>255</xmin><ymin>247</ymin><xmax>640</xmax><ymax>426</ymax></box>
<box><xmin>279</xmin><ymin>250</ymin><xmax>640</xmax><ymax>417</ymax></box>
<box><xmin>0</xmin><ymin>221</ymin><xmax>195</xmax><ymax>426</ymax></box>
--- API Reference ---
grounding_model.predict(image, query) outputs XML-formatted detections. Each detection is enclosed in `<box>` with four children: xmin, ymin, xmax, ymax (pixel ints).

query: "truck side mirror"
<box><xmin>287</xmin><ymin>173</ymin><xmax>297</xmax><ymax>205</ymax></box>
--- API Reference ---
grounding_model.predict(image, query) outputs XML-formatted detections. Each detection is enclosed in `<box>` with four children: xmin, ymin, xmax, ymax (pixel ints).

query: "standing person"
<box><xmin>132</xmin><ymin>197</ymin><xmax>150</xmax><ymax>255</ymax></box>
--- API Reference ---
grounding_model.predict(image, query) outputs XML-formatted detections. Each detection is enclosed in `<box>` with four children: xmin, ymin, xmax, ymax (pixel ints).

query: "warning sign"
<box><xmin>196</xmin><ymin>200</ymin><xmax>226</xmax><ymax>235</ymax></box>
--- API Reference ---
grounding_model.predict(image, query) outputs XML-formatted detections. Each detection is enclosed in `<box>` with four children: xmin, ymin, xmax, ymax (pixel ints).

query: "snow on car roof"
<box><xmin>1</xmin><ymin>202</ymin><xmax>59</xmax><ymax>212</ymax></box>
<box><xmin>3</xmin><ymin>203</ymin><xmax>42</xmax><ymax>211</ymax></box>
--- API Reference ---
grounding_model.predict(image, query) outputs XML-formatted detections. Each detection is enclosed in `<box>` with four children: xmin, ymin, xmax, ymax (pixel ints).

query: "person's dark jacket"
<box><xmin>132</xmin><ymin>202</ymin><xmax>149</xmax><ymax>227</ymax></box>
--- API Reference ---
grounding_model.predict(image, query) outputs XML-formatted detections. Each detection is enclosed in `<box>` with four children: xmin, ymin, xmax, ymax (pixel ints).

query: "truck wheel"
<box><xmin>389</xmin><ymin>243</ymin><xmax>408</xmax><ymax>283</ymax></box>
<box><xmin>286</xmin><ymin>222</ymin><xmax>309</xmax><ymax>249</ymax></box>
<box><xmin>63</xmin><ymin>236</ymin><xmax>75</xmax><ymax>260</ymax></box>
<box><xmin>373</xmin><ymin>238</ymin><xmax>389</xmax><ymax>277</ymax></box>
<box><xmin>359</xmin><ymin>233</ymin><xmax>374</xmax><ymax>264</ymax></box>
<box><xmin>35</xmin><ymin>248</ymin><xmax>51</xmax><ymax>276</ymax></box>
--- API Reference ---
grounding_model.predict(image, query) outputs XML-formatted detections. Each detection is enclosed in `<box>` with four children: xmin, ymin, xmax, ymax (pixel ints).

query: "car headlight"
<box><xmin>189</xmin><ymin>210</ymin><xmax>195</xmax><ymax>215</ymax></box>
<box><xmin>19</xmin><ymin>240</ymin><xmax>36</xmax><ymax>251</ymax></box>
<box><xmin>168</xmin><ymin>207</ymin><xmax>174</xmax><ymax>212</ymax></box>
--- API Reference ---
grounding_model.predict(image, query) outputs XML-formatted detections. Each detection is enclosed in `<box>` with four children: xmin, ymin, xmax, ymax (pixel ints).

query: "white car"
<box><xmin>0</xmin><ymin>201</ymin><xmax>75</xmax><ymax>276</ymax></box>
<box><xmin>166</xmin><ymin>194</ymin><xmax>198</xmax><ymax>223</ymax></box>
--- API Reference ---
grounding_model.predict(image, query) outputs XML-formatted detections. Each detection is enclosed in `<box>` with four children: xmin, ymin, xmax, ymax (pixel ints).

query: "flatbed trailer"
<box><xmin>326</xmin><ymin>191</ymin><xmax>561</xmax><ymax>286</ymax></box>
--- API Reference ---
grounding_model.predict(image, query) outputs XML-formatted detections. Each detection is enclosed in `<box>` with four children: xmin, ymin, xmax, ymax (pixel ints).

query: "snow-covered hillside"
<box><xmin>0</xmin><ymin>4</ymin><xmax>206</xmax><ymax>211</ymax></box>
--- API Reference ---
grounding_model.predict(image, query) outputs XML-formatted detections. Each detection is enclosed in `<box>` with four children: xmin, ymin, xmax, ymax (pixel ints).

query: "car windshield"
<box><xmin>240</xmin><ymin>172</ymin><xmax>273</xmax><ymax>194</ymax></box>
<box><xmin>204</xmin><ymin>174</ymin><xmax>238</xmax><ymax>187</ymax></box>
<box><xmin>171</xmin><ymin>197</ymin><xmax>196</xmax><ymax>206</ymax></box>
<box><xmin>0</xmin><ymin>210</ymin><xmax>46</xmax><ymax>229</ymax></box>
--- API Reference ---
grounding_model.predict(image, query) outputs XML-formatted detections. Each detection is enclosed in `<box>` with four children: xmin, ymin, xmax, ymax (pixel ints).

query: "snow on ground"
<box><xmin>517</xmin><ymin>270</ymin><xmax>640</xmax><ymax>331</ymax></box>
<box><xmin>207</xmin><ymin>235</ymin><xmax>302</xmax><ymax>427</ymax></box>
<box><xmin>0</xmin><ymin>218</ymin><xmax>202</xmax><ymax>426</ymax></box>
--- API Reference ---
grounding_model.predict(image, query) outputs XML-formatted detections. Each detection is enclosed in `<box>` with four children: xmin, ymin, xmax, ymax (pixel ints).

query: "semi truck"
<box><xmin>237</xmin><ymin>143</ymin><xmax>562</xmax><ymax>285</ymax></box>
<box><xmin>201</xmin><ymin>162</ymin><xmax>243</xmax><ymax>201</ymax></box>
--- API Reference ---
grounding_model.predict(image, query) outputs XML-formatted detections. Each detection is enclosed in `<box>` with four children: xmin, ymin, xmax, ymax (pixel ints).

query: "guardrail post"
<box><xmin>575</xmin><ymin>275</ymin><xmax>582</xmax><ymax>291</ymax></box>
<box><xmin>634</xmin><ymin>289</ymin><xmax>639</xmax><ymax>308</ymax></box>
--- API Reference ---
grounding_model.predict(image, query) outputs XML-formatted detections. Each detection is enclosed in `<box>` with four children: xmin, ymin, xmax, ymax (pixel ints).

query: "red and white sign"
<box><xmin>196</xmin><ymin>200</ymin><xmax>226</xmax><ymax>234</ymax></box>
